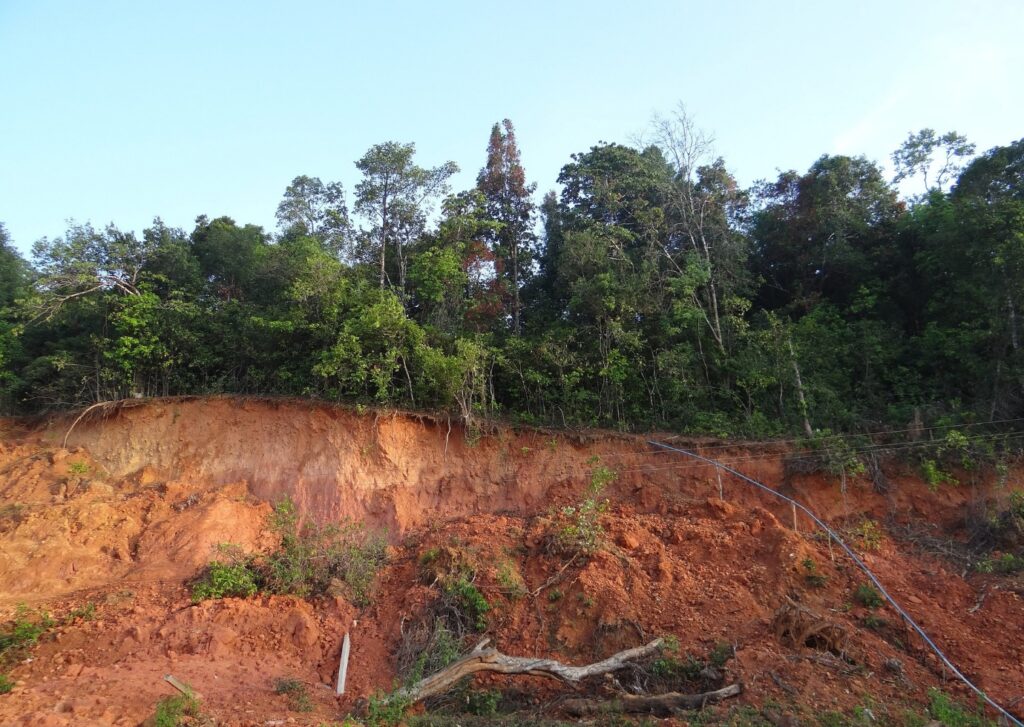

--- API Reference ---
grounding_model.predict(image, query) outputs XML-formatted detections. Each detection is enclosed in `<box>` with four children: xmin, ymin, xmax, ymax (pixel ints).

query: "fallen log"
<box><xmin>386</xmin><ymin>637</ymin><xmax>664</xmax><ymax>705</ymax></box>
<box><xmin>563</xmin><ymin>683</ymin><xmax>743</xmax><ymax>717</ymax></box>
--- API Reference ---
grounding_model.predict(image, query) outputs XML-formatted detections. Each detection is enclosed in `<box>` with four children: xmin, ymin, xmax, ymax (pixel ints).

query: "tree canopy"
<box><xmin>2</xmin><ymin>119</ymin><xmax>1021</xmax><ymax>440</ymax></box>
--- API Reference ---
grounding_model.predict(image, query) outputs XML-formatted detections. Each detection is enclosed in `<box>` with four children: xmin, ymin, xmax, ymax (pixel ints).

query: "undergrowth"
<box><xmin>152</xmin><ymin>685</ymin><xmax>209</xmax><ymax>727</ymax></box>
<box><xmin>190</xmin><ymin>498</ymin><xmax>388</xmax><ymax>606</ymax></box>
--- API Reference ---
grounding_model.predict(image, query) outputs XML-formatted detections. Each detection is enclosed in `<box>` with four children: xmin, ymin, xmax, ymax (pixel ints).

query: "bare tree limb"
<box><xmin>386</xmin><ymin>638</ymin><xmax>664</xmax><ymax>705</ymax></box>
<box><xmin>563</xmin><ymin>683</ymin><xmax>742</xmax><ymax>717</ymax></box>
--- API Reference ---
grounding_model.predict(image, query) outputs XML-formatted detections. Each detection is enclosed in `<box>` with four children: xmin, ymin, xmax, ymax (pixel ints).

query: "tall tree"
<box><xmin>354</xmin><ymin>142</ymin><xmax>457</xmax><ymax>292</ymax></box>
<box><xmin>275</xmin><ymin>175</ymin><xmax>351</xmax><ymax>258</ymax></box>
<box><xmin>892</xmin><ymin>128</ymin><xmax>976</xmax><ymax>195</ymax></box>
<box><xmin>476</xmin><ymin>120</ymin><xmax>536</xmax><ymax>334</ymax></box>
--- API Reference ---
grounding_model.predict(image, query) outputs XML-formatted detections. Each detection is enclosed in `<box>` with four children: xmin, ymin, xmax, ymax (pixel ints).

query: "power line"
<box><xmin>648</xmin><ymin>440</ymin><xmax>1024</xmax><ymax>727</ymax></box>
<box><xmin>588</xmin><ymin>416</ymin><xmax>1024</xmax><ymax>459</ymax></box>
<box><xmin>585</xmin><ymin>430</ymin><xmax>1024</xmax><ymax>477</ymax></box>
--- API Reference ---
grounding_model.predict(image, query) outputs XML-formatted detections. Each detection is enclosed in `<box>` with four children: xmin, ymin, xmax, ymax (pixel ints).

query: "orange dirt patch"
<box><xmin>0</xmin><ymin>397</ymin><xmax>1021</xmax><ymax>725</ymax></box>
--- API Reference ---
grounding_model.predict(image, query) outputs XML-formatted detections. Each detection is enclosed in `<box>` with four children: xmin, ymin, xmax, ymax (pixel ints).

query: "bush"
<box><xmin>549</xmin><ymin>460</ymin><xmax>615</xmax><ymax>555</ymax></box>
<box><xmin>262</xmin><ymin>499</ymin><xmax>388</xmax><ymax>605</ymax></box>
<box><xmin>0</xmin><ymin>605</ymin><xmax>52</xmax><ymax>664</ymax></box>
<box><xmin>153</xmin><ymin>690</ymin><xmax>205</xmax><ymax>727</ymax></box>
<box><xmin>853</xmin><ymin>583</ymin><xmax>883</xmax><ymax>609</ymax></box>
<box><xmin>191</xmin><ymin>557</ymin><xmax>259</xmax><ymax>603</ymax></box>
<box><xmin>0</xmin><ymin>673</ymin><xmax>12</xmax><ymax>694</ymax></box>
<box><xmin>976</xmin><ymin>552</ymin><xmax>1024</xmax><ymax>574</ymax></box>
<box><xmin>190</xmin><ymin>500</ymin><xmax>388</xmax><ymax>607</ymax></box>
<box><xmin>274</xmin><ymin>677</ymin><xmax>313</xmax><ymax>712</ymax></box>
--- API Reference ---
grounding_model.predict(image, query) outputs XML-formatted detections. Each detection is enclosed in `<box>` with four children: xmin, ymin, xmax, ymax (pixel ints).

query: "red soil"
<box><xmin>0</xmin><ymin>397</ymin><xmax>1021</xmax><ymax>726</ymax></box>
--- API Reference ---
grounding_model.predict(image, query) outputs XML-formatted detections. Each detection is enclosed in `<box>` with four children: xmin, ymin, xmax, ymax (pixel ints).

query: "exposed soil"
<box><xmin>0</xmin><ymin>397</ymin><xmax>1022</xmax><ymax>726</ymax></box>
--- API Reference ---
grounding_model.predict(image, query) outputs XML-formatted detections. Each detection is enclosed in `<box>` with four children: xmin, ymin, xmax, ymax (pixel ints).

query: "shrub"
<box><xmin>802</xmin><ymin>557</ymin><xmax>828</xmax><ymax>587</ymax></box>
<box><xmin>262</xmin><ymin>499</ymin><xmax>388</xmax><ymax>605</ymax></box>
<box><xmin>153</xmin><ymin>690</ymin><xmax>205</xmax><ymax>727</ymax></box>
<box><xmin>444</xmin><ymin>577</ymin><xmax>490</xmax><ymax>631</ymax></box>
<box><xmin>0</xmin><ymin>673</ymin><xmax>12</xmax><ymax>694</ymax></box>
<box><xmin>976</xmin><ymin>552</ymin><xmax>1024</xmax><ymax>574</ymax></box>
<box><xmin>275</xmin><ymin>677</ymin><xmax>314</xmax><ymax>712</ymax></box>
<box><xmin>0</xmin><ymin>605</ymin><xmax>52</xmax><ymax>664</ymax></box>
<box><xmin>853</xmin><ymin>583</ymin><xmax>883</xmax><ymax>609</ymax></box>
<box><xmin>850</xmin><ymin>519</ymin><xmax>883</xmax><ymax>552</ymax></box>
<box><xmin>191</xmin><ymin>558</ymin><xmax>259</xmax><ymax>603</ymax></box>
<box><xmin>549</xmin><ymin>460</ymin><xmax>616</xmax><ymax>555</ymax></box>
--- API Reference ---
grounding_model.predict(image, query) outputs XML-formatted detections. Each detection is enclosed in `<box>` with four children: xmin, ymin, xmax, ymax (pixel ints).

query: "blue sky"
<box><xmin>1</xmin><ymin>0</ymin><xmax>1022</xmax><ymax>254</ymax></box>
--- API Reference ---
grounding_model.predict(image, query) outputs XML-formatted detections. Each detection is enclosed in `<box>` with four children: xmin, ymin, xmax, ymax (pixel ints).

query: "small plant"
<box><xmin>445</xmin><ymin>577</ymin><xmax>490</xmax><ymax>631</ymax></box>
<box><xmin>0</xmin><ymin>605</ymin><xmax>53</xmax><ymax>664</ymax></box>
<box><xmin>275</xmin><ymin>677</ymin><xmax>314</xmax><ymax>712</ymax></box>
<box><xmin>495</xmin><ymin>558</ymin><xmax>526</xmax><ymax>599</ymax></box>
<box><xmin>853</xmin><ymin>583</ymin><xmax>883</xmax><ymax>609</ymax></box>
<box><xmin>262</xmin><ymin>499</ymin><xmax>388</xmax><ymax>605</ymax></box>
<box><xmin>861</xmin><ymin>614</ymin><xmax>888</xmax><ymax>630</ymax></box>
<box><xmin>191</xmin><ymin>548</ymin><xmax>259</xmax><ymax>603</ymax></box>
<box><xmin>64</xmin><ymin>602</ymin><xmax>97</xmax><ymax>624</ymax></box>
<box><xmin>708</xmin><ymin>642</ymin><xmax>733</xmax><ymax>669</ymax></box>
<box><xmin>976</xmin><ymin>552</ymin><xmax>1024</xmax><ymax>574</ymax></box>
<box><xmin>927</xmin><ymin>688</ymin><xmax>998</xmax><ymax>727</ymax></box>
<box><xmin>850</xmin><ymin>519</ymin><xmax>884</xmax><ymax>552</ymax></box>
<box><xmin>152</xmin><ymin>688</ymin><xmax>205</xmax><ymax>727</ymax></box>
<box><xmin>921</xmin><ymin>458</ymin><xmax>957</xmax><ymax>489</ymax></box>
<box><xmin>366</xmin><ymin>689</ymin><xmax>412</xmax><ymax>727</ymax></box>
<box><xmin>67</xmin><ymin>460</ymin><xmax>90</xmax><ymax>475</ymax></box>
<box><xmin>464</xmin><ymin>688</ymin><xmax>501</xmax><ymax>716</ymax></box>
<box><xmin>0</xmin><ymin>673</ymin><xmax>13</xmax><ymax>694</ymax></box>
<box><xmin>547</xmin><ymin>589</ymin><xmax>563</xmax><ymax>602</ymax></box>
<box><xmin>550</xmin><ymin>459</ymin><xmax>616</xmax><ymax>555</ymax></box>
<box><xmin>802</xmin><ymin>557</ymin><xmax>828</xmax><ymax>587</ymax></box>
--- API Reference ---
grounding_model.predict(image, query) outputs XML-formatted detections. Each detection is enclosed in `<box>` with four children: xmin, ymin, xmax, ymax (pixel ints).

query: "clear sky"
<box><xmin>1</xmin><ymin>0</ymin><xmax>1021</xmax><ymax>254</ymax></box>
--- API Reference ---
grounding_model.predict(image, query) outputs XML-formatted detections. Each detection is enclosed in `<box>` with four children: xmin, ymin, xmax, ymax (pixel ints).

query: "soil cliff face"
<box><xmin>0</xmin><ymin>397</ymin><xmax>1021</xmax><ymax>726</ymax></box>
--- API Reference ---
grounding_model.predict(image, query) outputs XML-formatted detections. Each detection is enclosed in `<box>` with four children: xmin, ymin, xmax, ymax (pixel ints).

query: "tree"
<box><xmin>354</xmin><ymin>142</ymin><xmax>458</xmax><ymax>292</ymax></box>
<box><xmin>275</xmin><ymin>175</ymin><xmax>351</xmax><ymax>258</ymax></box>
<box><xmin>892</xmin><ymin>128</ymin><xmax>976</xmax><ymax>194</ymax></box>
<box><xmin>476</xmin><ymin>120</ymin><xmax>536</xmax><ymax>334</ymax></box>
<box><xmin>650</xmin><ymin>105</ymin><xmax>751</xmax><ymax>354</ymax></box>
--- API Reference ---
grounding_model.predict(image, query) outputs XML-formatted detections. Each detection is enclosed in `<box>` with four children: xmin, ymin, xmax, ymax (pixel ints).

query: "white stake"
<box><xmin>336</xmin><ymin>632</ymin><xmax>351</xmax><ymax>696</ymax></box>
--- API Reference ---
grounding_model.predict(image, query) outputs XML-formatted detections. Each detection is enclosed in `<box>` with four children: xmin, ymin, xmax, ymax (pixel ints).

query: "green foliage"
<box><xmin>0</xmin><ymin>673</ymin><xmax>13</xmax><ymax>694</ymax></box>
<box><xmin>275</xmin><ymin>677</ymin><xmax>314</xmax><ymax>712</ymax></box>
<box><xmin>921</xmin><ymin>458</ymin><xmax>957</xmax><ymax>489</ymax></box>
<box><xmin>927</xmin><ymin>689</ymin><xmax>997</xmax><ymax>727</ymax></box>
<box><xmin>3</xmin><ymin>129</ymin><xmax>1024</xmax><ymax>460</ymax></box>
<box><xmin>550</xmin><ymin>460</ymin><xmax>616</xmax><ymax>555</ymax></box>
<box><xmin>190</xmin><ymin>500</ymin><xmax>386</xmax><ymax>607</ymax></box>
<box><xmin>464</xmin><ymin>688</ymin><xmax>501</xmax><ymax>716</ymax></box>
<box><xmin>853</xmin><ymin>583</ymin><xmax>883</xmax><ymax>609</ymax></box>
<box><xmin>152</xmin><ymin>686</ymin><xmax>205</xmax><ymax>727</ymax></box>
<box><xmin>0</xmin><ymin>605</ymin><xmax>52</xmax><ymax>664</ymax></box>
<box><xmin>262</xmin><ymin>499</ymin><xmax>388</xmax><ymax>605</ymax></box>
<box><xmin>366</xmin><ymin>690</ymin><xmax>413</xmax><ymax>727</ymax></box>
<box><xmin>802</xmin><ymin>557</ymin><xmax>828</xmax><ymax>588</ymax></box>
<box><xmin>64</xmin><ymin>602</ymin><xmax>96</xmax><ymax>623</ymax></box>
<box><xmin>976</xmin><ymin>553</ymin><xmax>1024</xmax><ymax>574</ymax></box>
<box><xmin>849</xmin><ymin>519</ymin><xmax>883</xmax><ymax>552</ymax></box>
<box><xmin>443</xmin><ymin>577</ymin><xmax>491</xmax><ymax>631</ymax></box>
<box><xmin>67</xmin><ymin>460</ymin><xmax>90</xmax><ymax>475</ymax></box>
<box><xmin>191</xmin><ymin>557</ymin><xmax>259</xmax><ymax>603</ymax></box>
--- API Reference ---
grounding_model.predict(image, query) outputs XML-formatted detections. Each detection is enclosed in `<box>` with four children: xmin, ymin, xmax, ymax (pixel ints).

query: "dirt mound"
<box><xmin>0</xmin><ymin>397</ymin><xmax>1021</xmax><ymax>725</ymax></box>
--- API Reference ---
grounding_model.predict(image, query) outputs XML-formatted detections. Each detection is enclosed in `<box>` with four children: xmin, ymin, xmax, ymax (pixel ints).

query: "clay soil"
<box><xmin>0</xmin><ymin>397</ymin><xmax>1021</xmax><ymax>726</ymax></box>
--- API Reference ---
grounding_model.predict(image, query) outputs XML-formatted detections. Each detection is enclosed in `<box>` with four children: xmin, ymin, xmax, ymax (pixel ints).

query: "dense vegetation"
<box><xmin>0</xmin><ymin>113</ymin><xmax>1021</xmax><ymax>437</ymax></box>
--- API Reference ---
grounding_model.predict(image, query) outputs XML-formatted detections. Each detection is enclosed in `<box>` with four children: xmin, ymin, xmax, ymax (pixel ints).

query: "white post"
<box><xmin>336</xmin><ymin>632</ymin><xmax>351</xmax><ymax>696</ymax></box>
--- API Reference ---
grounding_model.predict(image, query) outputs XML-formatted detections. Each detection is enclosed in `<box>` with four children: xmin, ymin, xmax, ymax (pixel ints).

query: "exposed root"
<box><xmin>772</xmin><ymin>599</ymin><xmax>848</xmax><ymax>656</ymax></box>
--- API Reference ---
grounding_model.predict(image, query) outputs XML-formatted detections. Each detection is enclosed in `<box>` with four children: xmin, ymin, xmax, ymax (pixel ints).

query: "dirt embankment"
<box><xmin>0</xmin><ymin>397</ymin><xmax>1021</xmax><ymax>726</ymax></box>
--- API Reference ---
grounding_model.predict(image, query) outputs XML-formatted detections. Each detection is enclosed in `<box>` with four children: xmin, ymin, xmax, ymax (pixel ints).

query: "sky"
<box><xmin>1</xmin><ymin>0</ymin><xmax>1022</xmax><ymax>255</ymax></box>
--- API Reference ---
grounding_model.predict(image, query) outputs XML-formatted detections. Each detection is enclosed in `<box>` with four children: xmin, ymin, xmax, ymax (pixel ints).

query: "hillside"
<box><xmin>0</xmin><ymin>397</ymin><xmax>1021</xmax><ymax>726</ymax></box>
